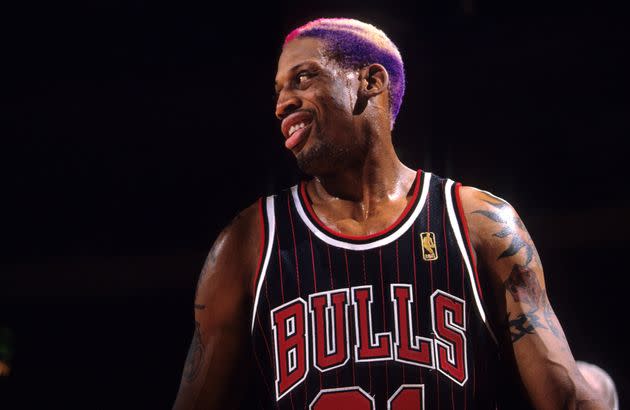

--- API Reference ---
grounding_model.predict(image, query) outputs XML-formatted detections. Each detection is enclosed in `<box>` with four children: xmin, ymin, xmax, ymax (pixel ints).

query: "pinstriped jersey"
<box><xmin>249</xmin><ymin>170</ymin><xmax>504</xmax><ymax>409</ymax></box>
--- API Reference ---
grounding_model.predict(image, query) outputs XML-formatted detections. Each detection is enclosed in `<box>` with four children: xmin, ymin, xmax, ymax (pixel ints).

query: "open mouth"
<box><xmin>281</xmin><ymin>111</ymin><xmax>314</xmax><ymax>150</ymax></box>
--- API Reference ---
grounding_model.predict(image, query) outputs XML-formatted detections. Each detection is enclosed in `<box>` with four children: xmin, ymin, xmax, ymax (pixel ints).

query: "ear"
<box><xmin>358</xmin><ymin>64</ymin><xmax>389</xmax><ymax>98</ymax></box>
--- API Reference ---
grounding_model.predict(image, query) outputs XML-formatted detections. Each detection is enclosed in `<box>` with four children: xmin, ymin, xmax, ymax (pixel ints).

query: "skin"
<box><xmin>0</xmin><ymin>360</ymin><xmax>10</xmax><ymax>376</ymax></box>
<box><xmin>173</xmin><ymin>37</ymin><xmax>611</xmax><ymax>409</ymax></box>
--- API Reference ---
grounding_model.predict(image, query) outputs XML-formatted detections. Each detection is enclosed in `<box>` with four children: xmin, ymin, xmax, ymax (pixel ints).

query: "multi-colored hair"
<box><xmin>284</xmin><ymin>18</ymin><xmax>405</xmax><ymax>129</ymax></box>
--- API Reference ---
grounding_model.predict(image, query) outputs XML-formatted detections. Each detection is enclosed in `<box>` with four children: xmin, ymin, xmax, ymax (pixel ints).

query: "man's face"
<box><xmin>275</xmin><ymin>37</ymin><xmax>366</xmax><ymax>175</ymax></box>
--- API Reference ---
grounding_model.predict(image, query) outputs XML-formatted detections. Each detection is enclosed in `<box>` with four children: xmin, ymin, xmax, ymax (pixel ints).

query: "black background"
<box><xmin>1</xmin><ymin>0</ymin><xmax>628</xmax><ymax>408</ymax></box>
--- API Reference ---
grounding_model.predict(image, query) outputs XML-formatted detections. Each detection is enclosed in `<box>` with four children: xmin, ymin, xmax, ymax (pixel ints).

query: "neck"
<box><xmin>309</xmin><ymin>136</ymin><xmax>416</xmax><ymax>218</ymax></box>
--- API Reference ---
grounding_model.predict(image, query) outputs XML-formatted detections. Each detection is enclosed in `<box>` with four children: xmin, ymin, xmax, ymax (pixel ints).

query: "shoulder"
<box><xmin>457</xmin><ymin>185</ymin><xmax>542</xmax><ymax>277</ymax></box>
<box><xmin>457</xmin><ymin>186</ymin><xmax>520</xmax><ymax>257</ymax></box>
<box><xmin>196</xmin><ymin>198</ymin><xmax>266</xmax><ymax>301</ymax></box>
<box><xmin>457</xmin><ymin>185</ymin><xmax>519</xmax><ymax>237</ymax></box>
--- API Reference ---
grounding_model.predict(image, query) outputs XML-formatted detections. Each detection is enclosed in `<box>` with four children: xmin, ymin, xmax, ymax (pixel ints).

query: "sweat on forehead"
<box><xmin>284</xmin><ymin>18</ymin><xmax>405</xmax><ymax>128</ymax></box>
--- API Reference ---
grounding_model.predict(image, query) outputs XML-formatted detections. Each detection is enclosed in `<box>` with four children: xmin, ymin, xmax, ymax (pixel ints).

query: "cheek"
<box><xmin>313</xmin><ymin>85</ymin><xmax>354</xmax><ymax>121</ymax></box>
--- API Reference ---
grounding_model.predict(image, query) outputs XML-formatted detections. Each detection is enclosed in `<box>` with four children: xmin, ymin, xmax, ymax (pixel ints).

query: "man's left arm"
<box><xmin>459</xmin><ymin>186</ymin><xmax>611</xmax><ymax>410</ymax></box>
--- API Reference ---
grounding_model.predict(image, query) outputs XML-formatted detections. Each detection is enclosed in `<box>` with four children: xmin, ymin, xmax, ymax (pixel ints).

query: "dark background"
<box><xmin>1</xmin><ymin>0</ymin><xmax>628</xmax><ymax>408</ymax></box>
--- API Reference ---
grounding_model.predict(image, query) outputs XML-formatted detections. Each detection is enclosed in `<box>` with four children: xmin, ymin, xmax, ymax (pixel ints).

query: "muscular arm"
<box><xmin>172</xmin><ymin>201</ymin><xmax>261</xmax><ymax>410</ymax></box>
<box><xmin>459</xmin><ymin>186</ymin><xmax>609</xmax><ymax>410</ymax></box>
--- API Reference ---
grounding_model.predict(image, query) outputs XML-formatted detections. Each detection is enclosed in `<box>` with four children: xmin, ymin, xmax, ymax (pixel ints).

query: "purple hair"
<box><xmin>285</xmin><ymin>18</ymin><xmax>405</xmax><ymax>129</ymax></box>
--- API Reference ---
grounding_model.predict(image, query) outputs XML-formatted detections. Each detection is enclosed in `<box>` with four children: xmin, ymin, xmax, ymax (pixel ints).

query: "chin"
<box><xmin>295</xmin><ymin>141</ymin><xmax>352</xmax><ymax>177</ymax></box>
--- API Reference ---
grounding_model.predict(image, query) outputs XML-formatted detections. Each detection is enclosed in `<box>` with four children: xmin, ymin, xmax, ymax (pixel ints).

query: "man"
<box><xmin>173</xmin><ymin>18</ymin><xmax>616</xmax><ymax>409</ymax></box>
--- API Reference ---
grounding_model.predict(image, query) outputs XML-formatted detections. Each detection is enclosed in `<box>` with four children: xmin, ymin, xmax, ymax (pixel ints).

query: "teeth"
<box><xmin>288</xmin><ymin>122</ymin><xmax>307</xmax><ymax>136</ymax></box>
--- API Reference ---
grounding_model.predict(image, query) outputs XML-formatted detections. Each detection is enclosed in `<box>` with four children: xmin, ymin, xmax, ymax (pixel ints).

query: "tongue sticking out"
<box><xmin>285</xmin><ymin>123</ymin><xmax>311</xmax><ymax>149</ymax></box>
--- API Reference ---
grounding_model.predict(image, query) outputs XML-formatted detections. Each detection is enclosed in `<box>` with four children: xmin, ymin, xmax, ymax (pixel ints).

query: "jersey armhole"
<box><xmin>454</xmin><ymin>183</ymin><xmax>484</xmax><ymax>302</ymax></box>
<box><xmin>250</xmin><ymin>197</ymin><xmax>267</xmax><ymax>295</ymax></box>
<box><xmin>445</xmin><ymin>180</ymin><xmax>498</xmax><ymax>345</ymax></box>
<box><xmin>250</xmin><ymin>195</ymin><xmax>276</xmax><ymax>332</ymax></box>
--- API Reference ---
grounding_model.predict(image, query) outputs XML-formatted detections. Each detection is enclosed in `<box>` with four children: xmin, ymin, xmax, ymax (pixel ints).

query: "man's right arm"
<box><xmin>172</xmin><ymin>200</ymin><xmax>262</xmax><ymax>410</ymax></box>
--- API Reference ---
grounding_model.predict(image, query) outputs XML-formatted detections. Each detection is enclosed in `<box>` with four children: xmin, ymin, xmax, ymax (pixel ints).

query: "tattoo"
<box><xmin>183</xmin><ymin>321</ymin><xmax>204</xmax><ymax>382</ymax></box>
<box><xmin>194</xmin><ymin>304</ymin><xmax>206</xmax><ymax>310</ymax></box>
<box><xmin>474</xmin><ymin>194</ymin><xmax>565</xmax><ymax>344</ymax></box>
<box><xmin>505</xmin><ymin>264</ymin><xmax>544</xmax><ymax>306</ymax></box>
<box><xmin>507</xmin><ymin>311</ymin><xmax>544</xmax><ymax>342</ymax></box>
<box><xmin>542</xmin><ymin>297</ymin><xmax>565</xmax><ymax>340</ymax></box>
<box><xmin>473</xmin><ymin>198</ymin><xmax>537</xmax><ymax>266</ymax></box>
<box><xmin>504</xmin><ymin>264</ymin><xmax>566</xmax><ymax>343</ymax></box>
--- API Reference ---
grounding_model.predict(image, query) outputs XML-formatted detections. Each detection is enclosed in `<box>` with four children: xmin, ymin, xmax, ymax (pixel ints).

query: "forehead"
<box><xmin>276</xmin><ymin>37</ymin><xmax>327</xmax><ymax>77</ymax></box>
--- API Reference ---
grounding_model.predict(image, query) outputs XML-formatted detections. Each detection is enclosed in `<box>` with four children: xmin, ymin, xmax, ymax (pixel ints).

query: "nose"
<box><xmin>275</xmin><ymin>90</ymin><xmax>301</xmax><ymax>120</ymax></box>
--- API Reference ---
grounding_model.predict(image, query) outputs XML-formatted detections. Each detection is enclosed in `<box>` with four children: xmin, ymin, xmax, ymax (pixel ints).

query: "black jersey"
<box><xmin>249</xmin><ymin>170</ymin><xmax>504</xmax><ymax>409</ymax></box>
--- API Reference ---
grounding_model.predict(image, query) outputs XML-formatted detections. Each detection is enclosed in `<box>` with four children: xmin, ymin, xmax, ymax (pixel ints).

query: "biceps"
<box><xmin>174</xmin><ymin>321</ymin><xmax>250</xmax><ymax>410</ymax></box>
<box><xmin>503</xmin><ymin>264</ymin><xmax>568</xmax><ymax>344</ymax></box>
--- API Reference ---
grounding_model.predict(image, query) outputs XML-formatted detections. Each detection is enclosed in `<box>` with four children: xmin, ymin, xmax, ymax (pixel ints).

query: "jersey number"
<box><xmin>310</xmin><ymin>385</ymin><xmax>424</xmax><ymax>410</ymax></box>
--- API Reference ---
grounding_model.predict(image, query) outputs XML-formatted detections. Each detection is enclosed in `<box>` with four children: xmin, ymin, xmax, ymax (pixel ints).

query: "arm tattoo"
<box><xmin>473</xmin><ymin>198</ymin><xmax>537</xmax><ymax>266</ymax></box>
<box><xmin>504</xmin><ymin>264</ymin><xmax>544</xmax><ymax>306</ymax></box>
<box><xmin>505</xmin><ymin>264</ymin><xmax>566</xmax><ymax>343</ymax></box>
<box><xmin>473</xmin><ymin>194</ymin><xmax>564</xmax><ymax>343</ymax></box>
<box><xmin>183</xmin><ymin>321</ymin><xmax>204</xmax><ymax>382</ymax></box>
<box><xmin>507</xmin><ymin>311</ymin><xmax>545</xmax><ymax>342</ymax></box>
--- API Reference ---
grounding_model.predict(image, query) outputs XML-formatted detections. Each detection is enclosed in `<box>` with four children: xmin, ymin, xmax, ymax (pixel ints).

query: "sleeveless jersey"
<box><xmin>249</xmin><ymin>170</ymin><xmax>504</xmax><ymax>409</ymax></box>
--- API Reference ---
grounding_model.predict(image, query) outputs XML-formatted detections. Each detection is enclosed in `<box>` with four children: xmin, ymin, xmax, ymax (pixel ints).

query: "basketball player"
<box><xmin>173</xmin><ymin>18</ymin><xmax>616</xmax><ymax>409</ymax></box>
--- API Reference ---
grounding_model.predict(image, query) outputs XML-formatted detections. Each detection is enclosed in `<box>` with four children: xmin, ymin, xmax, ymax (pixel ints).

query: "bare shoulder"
<box><xmin>457</xmin><ymin>186</ymin><xmax>516</xmax><ymax>248</ymax></box>
<box><xmin>195</xmin><ymin>199</ymin><xmax>263</xmax><ymax>306</ymax></box>
<box><xmin>458</xmin><ymin>186</ymin><xmax>541</xmax><ymax>281</ymax></box>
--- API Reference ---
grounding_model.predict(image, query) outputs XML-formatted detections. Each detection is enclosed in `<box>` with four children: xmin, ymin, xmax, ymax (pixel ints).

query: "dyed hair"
<box><xmin>284</xmin><ymin>18</ymin><xmax>405</xmax><ymax>129</ymax></box>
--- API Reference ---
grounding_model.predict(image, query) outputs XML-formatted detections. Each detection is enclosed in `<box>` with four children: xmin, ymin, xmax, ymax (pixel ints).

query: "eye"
<box><xmin>296</xmin><ymin>71</ymin><xmax>313</xmax><ymax>85</ymax></box>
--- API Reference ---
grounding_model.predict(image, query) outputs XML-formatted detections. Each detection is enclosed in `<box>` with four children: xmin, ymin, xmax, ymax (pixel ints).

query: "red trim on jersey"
<box><xmin>251</xmin><ymin>197</ymin><xmax>266</xmax><ymax>295</ymax></box>
<box><xmin>454</xmin><ymin>183</ymin><xmax>484</xmax><ymax>301</ymax></box>
<box><xmin>299</xmin><ymin>170</ymin><xmax>422</xmax><ymax>241</ymax></box>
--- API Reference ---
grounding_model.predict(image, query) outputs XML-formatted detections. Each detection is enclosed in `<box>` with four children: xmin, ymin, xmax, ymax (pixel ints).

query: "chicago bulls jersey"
<box><xmin>249</xmin><ymin>170</ymin><xmax>505</xmax><ymax>409</ymax></box>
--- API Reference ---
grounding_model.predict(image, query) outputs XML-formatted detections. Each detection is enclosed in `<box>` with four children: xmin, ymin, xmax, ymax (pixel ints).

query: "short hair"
<box><xmin>284</xmin><ymin>18</ymin><xmax>405</xmax><ymax>129</ymax></box>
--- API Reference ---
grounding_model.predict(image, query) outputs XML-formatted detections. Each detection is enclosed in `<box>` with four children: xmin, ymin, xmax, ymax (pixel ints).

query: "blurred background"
<box><xmin>1</xmin><ymin>0</ymin><xmax>628</xmax><ymax>408</ymax></box>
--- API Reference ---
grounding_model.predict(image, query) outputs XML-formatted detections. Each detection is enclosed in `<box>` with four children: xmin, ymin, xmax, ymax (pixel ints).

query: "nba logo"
<box><xmin>420</xmin><ymin>232</ymin><xmax>438</xmax><ymax>261</ymax></box>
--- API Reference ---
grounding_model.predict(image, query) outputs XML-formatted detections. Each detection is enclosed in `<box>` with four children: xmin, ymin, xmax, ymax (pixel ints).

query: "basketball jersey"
<box><xmin>249</xmin><ymin>170</ymin><xmax>505</xmax><ymax>409</ymax></box>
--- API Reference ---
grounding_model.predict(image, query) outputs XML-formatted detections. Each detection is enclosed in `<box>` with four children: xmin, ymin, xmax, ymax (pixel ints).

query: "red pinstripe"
<box><xmin>411</xmin><ymin>223</ymin><xmax>423</xmax><ymax>385</ymax></box>
<box><xmin>344</xmin><ymin>249</ymin><xmax>356</xmax><ymax>385</ymax></box>
<box><xmin>464</xmin><ymin>262</ymin><xmax>469</xmax><ymax>410</ymax></box>
<box><xmin>276</xmin><ymin>231</ymin><xmax>285</xmax><ymax>303</ymax></box>
<box><xmin>395</xmin><ymin>240</ymin><xmax>401</xmax><ymax>282</ymax></box>
<box><xmin>326</xmin><ymin>244</ymin><xmax>334</xmax><ymax>288</ymax></box>
<box><xmin>361</xmin><ymin>253</ymin><xmax>372</xmax><ymax>393</ymax></box>
<box><xmin>395</xmin><ymin>240</ymin><xmax>406</xmax><ymax>383</ymax></box>
<box><xmin>307</xmin><ymin>229</ymin><xmax>321</xmax><ymax>391</ymax></box>
<box><xmin>325</xmin><ymin>245</ymin><xmax>341</xmax><ymax>387</ymax></box>
<box><xmin>308</xmin><ymin>229</ymin><xmax>317</xmax><ymax>293</ymax></box>
<box><xmin>378</xmin><ymin>248</ymin><xmax>390</xmax><ymax>397</ymax></box>
<box><xmin>286</xmin><ymin>194</ymin><xmax>301</xmax><ymax>296</ymax></box>
<box><xmin>442</xmin><ymin>185</ymin><xmax>451</xmax><ymax>292</ymax></box>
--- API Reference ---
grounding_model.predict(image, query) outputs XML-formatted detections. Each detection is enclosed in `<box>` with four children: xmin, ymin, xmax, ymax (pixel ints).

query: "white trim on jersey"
<box><xmin>291</xmin><ymin>173</ymin><xmax>432</xmax><ymax>251</ymax></box>
<box><xmin>251</xmin><ymin>195</ymin><xmax>277</xmax><ymax>333</ymax></box>
<box><xmin>444</xmin><ymin>179</ymin><xmax>498</xmax><ymax>345</ymax></box>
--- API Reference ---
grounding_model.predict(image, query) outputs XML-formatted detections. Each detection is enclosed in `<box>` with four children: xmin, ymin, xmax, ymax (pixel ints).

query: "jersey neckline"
<box><xmin>291</xmin><ymin>170</ymin><xmax>430</xmax><ymax>249</ymax></box>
